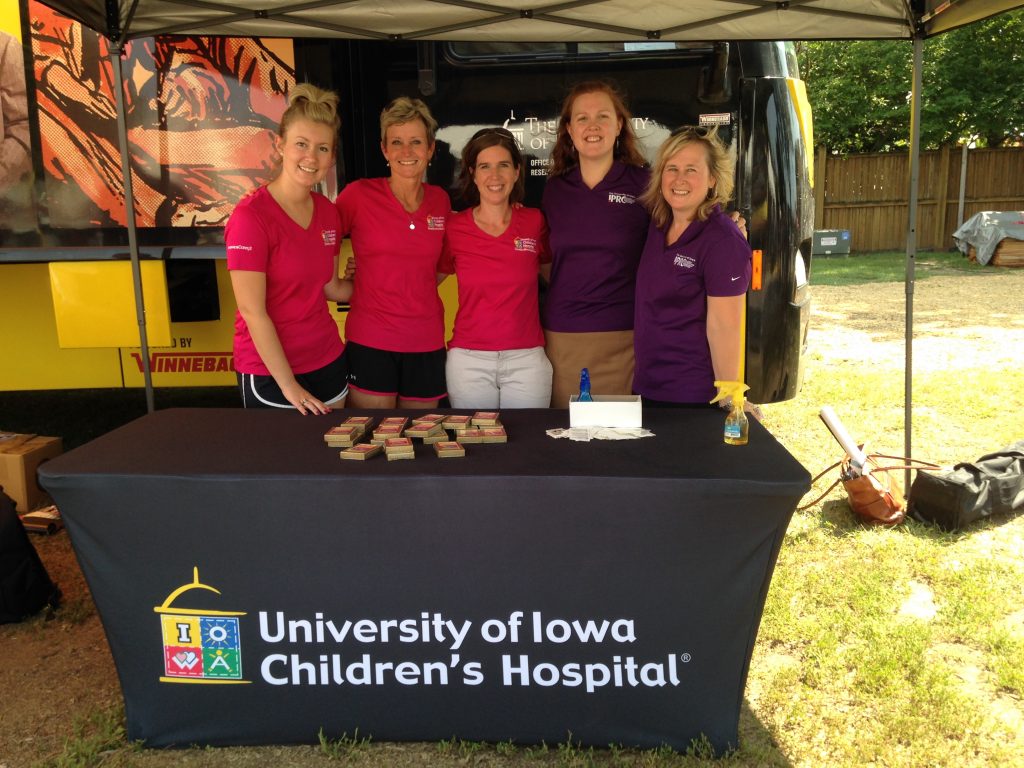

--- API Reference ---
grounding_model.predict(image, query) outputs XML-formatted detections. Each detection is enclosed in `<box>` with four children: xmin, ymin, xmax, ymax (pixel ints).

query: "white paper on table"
<box><xmin>546</xmin><ymin>427</ymin><xmax>655</xmax><ymax>442</ymax></box>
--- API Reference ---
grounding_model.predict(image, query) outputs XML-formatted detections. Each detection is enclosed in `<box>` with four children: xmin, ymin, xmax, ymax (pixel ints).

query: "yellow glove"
<box><xmin>710</xmin><ymin>380</ymin><xmax>750</xmax><ymax>409</ymax></box>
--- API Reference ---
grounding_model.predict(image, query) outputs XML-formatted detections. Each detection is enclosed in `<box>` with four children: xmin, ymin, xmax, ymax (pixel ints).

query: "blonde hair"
<box><xmin>278</xmin><ymin>83</ymin><xmax>341</xmax><ymax>150</ymax></box>
<box><xmin>641</xmin><ymin>127</ymin><xmax>735</xmax><ymax>228</ymax></box>
<box><xmin>380</xmin><ymin>96</ymin><xmax>438</xmax><ymax>143</ymax></box>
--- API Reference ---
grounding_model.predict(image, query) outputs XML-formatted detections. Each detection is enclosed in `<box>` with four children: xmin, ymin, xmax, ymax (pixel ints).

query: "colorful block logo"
<box><xmin>162</xmin><ymin>615</ymin><xmax>242</xmax><ymax>680</ymax></box>
<box><xmin>155</xmin><ymin>568</ymin><xmax>249</xmax><ymax>685</ymax></box>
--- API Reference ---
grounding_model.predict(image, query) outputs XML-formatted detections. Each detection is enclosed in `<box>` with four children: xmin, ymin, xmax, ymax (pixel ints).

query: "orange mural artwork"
<box><xmin>30</xmin><ymin>1</ymin><xmax>295</xmax><ymax>229</ymax></box>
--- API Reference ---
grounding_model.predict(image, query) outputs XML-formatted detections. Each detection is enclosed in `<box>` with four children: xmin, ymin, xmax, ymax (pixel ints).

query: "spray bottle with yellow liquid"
<box><xmin>712</xmin><ymin>380</ymin><xmax>750</xmax><ymax>446</ymax></box>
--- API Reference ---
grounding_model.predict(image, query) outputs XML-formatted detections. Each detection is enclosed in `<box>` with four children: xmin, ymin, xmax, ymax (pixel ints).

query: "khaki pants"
<box><xmin>544</xmin><ymin>329</ymin><xmax>634</xmax><ymax>408</ymax></box>
<box><xmin>445</xmin><ymin>347</ymin><xmax>553</xmax><ymax>409</ymax></box>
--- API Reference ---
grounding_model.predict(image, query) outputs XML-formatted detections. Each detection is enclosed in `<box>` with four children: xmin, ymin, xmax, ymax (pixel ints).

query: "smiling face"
<box><xmin>565</xmin><ymin>90</ymin><xmax>622</xmax><ymax>164</ymax></box>
<box><xmin>472</xmin><ymin>144</ymin><xmax>519</xmax><ymax>207</ymax></box>
<box><xmin>381</xmin><ymin>119</ymin><xmax>434</xmax><ymax>181</ymax></box>
<box><xmin>276</xmin><ymin>118</ymin><xmax>335</xmax><ymax>189</ymax></box>
<box><xmin>660</xmin><ymin>142</ymin><xmax>716</xmax><ymax>222</ymax></box>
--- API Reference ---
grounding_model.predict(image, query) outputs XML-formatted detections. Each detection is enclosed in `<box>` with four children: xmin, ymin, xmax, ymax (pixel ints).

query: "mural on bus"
<box><xmin>28</xmin><ymin>0</ymin><xmax>295</xmax><ymax>230</ymax></box>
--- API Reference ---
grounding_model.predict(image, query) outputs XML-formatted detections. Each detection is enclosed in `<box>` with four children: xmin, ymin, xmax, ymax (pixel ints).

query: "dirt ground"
<box><xmin>1</xmin><ymin>266</ymin><xmax>1022</xmax><ymax>768</ymax></box>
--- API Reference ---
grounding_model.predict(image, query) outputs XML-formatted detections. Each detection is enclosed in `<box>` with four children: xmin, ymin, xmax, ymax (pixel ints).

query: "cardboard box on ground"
<box><xmin>0</xmin><ymin>433</ymin><xmax>63</xmax><ymax>512</ymax></box>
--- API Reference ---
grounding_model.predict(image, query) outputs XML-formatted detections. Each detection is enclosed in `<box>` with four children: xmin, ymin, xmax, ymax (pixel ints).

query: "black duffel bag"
<box><xmin>908</xmin><ymin>441</ymin><xmax>1024</xmax><ymax>531</ymax></box>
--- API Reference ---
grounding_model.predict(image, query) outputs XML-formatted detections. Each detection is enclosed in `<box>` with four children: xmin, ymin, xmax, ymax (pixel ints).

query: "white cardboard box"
<box><xmin>568</xmin><ymin>395</ymin><xmax>643</xmax><ymax>428</ymax></box>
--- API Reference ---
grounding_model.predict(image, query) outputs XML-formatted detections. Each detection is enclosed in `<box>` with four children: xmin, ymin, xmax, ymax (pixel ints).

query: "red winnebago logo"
<box><xmin>131</xmin><ymin>352</ymin><xmax>235</xmax><ymax>373</ymax></box>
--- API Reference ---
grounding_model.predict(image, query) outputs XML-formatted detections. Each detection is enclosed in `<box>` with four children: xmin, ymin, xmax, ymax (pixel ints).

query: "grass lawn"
<box><xmin>756</xmin><ymin>251</ymin><xmax>1024</xmax><ymax>767</ymax></box>
<box><xmin>809</xmin><ymin>248</ymin><xmax>977</xmax><ymax>285</ymax></box>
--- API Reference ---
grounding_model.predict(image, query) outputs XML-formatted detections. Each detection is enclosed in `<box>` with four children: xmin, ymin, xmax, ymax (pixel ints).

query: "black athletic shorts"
<box><xmin>237</xmin><ymin>350</ymin><xmax>349</xmax><ymax>409</ymax></box>
<box><xmin>345</xmin><ymin>340</ymin><xmax>447</xmax><ymax>402</ymax></box>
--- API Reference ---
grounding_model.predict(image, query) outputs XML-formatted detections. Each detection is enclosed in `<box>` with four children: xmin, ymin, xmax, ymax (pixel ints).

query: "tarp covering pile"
<box><xmin>954</xmin><ymin>211</ymin><xmax>1024</xmax><ymax>266</ymax></box>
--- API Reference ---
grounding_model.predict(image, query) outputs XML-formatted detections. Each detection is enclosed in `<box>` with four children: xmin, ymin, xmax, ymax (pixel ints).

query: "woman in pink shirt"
<box><xmin>227</xmin><ymin>84</ymin><xmax>352</xmax><ymax>415</ymax></box>
<box><xmin>335</xmin><ymin>97</ymin><xmax>450</xmax><ymax>409</ymax></box>
<box><xmin>439</xmin><ymin>128</ymin><xmax>552</xmax><ymax>408</ymax></box>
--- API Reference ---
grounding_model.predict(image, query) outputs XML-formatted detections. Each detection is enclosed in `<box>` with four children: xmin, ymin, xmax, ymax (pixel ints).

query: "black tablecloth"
<box><xmin>40</xmin><ymin>407</ymin><xmax>809</xmax><ymax>751</ymax></box>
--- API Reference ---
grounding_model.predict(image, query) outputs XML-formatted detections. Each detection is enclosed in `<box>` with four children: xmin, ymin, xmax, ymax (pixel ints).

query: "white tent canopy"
<box><xmin>35</xmin><ymin>0</ymin><xmax>1024</xmax><ymax>468</ymax></box>
<box><xmin>39</xmin><ymin>0</ymin><xmax>1024</xmax><ymax>44</ymax></box>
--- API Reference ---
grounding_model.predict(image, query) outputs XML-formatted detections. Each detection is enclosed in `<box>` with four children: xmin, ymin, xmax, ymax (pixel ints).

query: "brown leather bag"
<box><xmin>841</xmin><ymin>455</ymin><xmax>906</xmax><ymax>525</ymax></box>
<box><xmin>801</xmin><ymin>452</ymin><xmax>940</xmax><ymax>526</ymax></box>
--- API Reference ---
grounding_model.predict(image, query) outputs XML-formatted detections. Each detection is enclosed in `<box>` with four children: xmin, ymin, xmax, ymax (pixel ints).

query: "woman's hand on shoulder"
<box><xmin>729</xmin><ymin>210</ymin><xmax>748</xmax><ymax>240</ymax></box>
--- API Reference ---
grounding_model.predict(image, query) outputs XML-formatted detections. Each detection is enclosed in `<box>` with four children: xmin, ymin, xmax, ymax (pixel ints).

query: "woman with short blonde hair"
<box><xmin>335</xmin><ymin>96</ymin><xmax>451</xmax><ymax>409</ymax></box>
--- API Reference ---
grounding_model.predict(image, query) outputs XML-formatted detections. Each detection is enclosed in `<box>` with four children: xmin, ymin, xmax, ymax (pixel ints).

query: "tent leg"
<box><xmin>110</xmin><ymin>46</ymin><xmax>155</xmax><ymax>414</ymax></box>
<box><xmin>904</xmin><ymin>35</ymin><xmax>924</xmax><ymax>493</ymax></box>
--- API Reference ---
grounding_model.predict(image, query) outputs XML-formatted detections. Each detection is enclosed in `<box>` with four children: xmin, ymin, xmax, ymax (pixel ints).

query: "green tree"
<box><xmin>797</xmin><ymin>9</ymin><xmax>1024</xmax><ymax>152</ymax></box>
<box><xmin>923</xmin><ymin>10</ymin><xmax>1024</xmax><ymax>148</ymax></box>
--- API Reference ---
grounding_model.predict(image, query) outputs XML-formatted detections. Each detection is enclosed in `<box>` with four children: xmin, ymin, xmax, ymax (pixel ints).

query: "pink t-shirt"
<box><xmin>335</xmin><ymin>178</ymin><xmax>450</xmax><ymax>353</ymax></box>
<box><xmin>439</xmin><ymin>207</ymin><xmax>550</xmax><ymax>351</ymax></box>
<box><xmin>226</xmin><ymin>186</ymin><xmax>344</xmax><ymax>375</ymax></box>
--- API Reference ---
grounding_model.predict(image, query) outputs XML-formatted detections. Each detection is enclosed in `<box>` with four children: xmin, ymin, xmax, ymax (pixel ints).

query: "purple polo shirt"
<box><xmin>541</xmin><ymin>162</ymin><xmax>651</xmax><ymax>332</ymax></box>
<box><xmin>633</xmin><ymin>207</ymin><xmax>752</xmax><ymax>403</ymax></box>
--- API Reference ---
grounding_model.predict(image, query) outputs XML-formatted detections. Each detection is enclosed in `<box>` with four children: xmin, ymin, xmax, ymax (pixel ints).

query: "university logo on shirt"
<box><xmin>156</xmin><ymin>567</ymin><xmax>250</xmax><ymax>684</ymax></box>
<box><xmin>514</xmin><ymin>237</ymin><xmax>538</xmax><ymax>253</ymax></box>
<box><xmin>321</xmin><ymin>229</ymin><xmax>337</xmax><ymax>246</ymax></box>
<box><xmin>673</xmin><ymin>253</ymin><xmax>696</xmax><ymax>269</ymax></box>
<box><xmin>427</xmin><ymin>216</ymin><xmax>446</xmax><ymax>231</ymax></box>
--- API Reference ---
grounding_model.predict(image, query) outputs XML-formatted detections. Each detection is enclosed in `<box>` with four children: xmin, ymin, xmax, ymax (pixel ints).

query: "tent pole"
<box><xmin>109</xmin><ymin>45</ymin><xmax>155</xmax><ymax>413</ymax></box>
<box><xmin>904</xmin><ymin>34</ymin><xmax>924</xmax><ymax>492</ymax></box>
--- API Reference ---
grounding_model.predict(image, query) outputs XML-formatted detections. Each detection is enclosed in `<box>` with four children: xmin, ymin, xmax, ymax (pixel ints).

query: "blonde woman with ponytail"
<box><xmin>227</xmin><ymin>83</ymin><xmax>352</xmax><ymax>414</ymax></box>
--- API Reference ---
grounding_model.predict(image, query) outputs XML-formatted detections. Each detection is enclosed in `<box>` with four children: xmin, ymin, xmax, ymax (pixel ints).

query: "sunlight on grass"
<box><xmin>755</xmin><ymin>257</ymin><xmax>1024</xmax><ymax>767</ymax></box>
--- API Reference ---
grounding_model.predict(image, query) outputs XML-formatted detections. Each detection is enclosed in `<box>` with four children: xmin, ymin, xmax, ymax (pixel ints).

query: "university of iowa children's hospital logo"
<box><xmin>155</xmin><ymin>567</ymin><xmax>250</xmax><ymax>684</ymax></box>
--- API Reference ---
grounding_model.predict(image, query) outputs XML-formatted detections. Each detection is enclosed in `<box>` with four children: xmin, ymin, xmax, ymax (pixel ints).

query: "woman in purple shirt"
<box><xmin>541</xmin><ymin>81</ymin><xmax>649</xmax><ymax>407</ymax></box>
<box><xmin>634</xmin><ymin>127</ymin><xmax>751</xmax><ymax>406</ymax></box>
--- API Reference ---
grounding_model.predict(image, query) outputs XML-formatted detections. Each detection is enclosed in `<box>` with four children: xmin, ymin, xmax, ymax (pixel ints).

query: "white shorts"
<box><xmin>445</xmin><ymin>347</ymin><xmax>553</xmax><ymax>409</ymax></box>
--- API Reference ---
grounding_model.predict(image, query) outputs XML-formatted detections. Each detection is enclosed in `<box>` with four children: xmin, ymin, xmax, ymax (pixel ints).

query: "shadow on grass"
<box><xmin>810</xmin><ymin>496</ymin><xmax>1024</xmax><ymax>542</ymax></box>
<box><xmin>0</xmin><ymin>387</ymin><xmax>239</xmax><ymax>450</ymax></box>
<box><xmin>739</xmin><ymin>698</ymin><xmax>795</xmax><ymax>767</ymax></box>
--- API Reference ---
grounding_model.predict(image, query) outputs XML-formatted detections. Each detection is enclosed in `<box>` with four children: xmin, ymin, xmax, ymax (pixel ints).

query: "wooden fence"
<box><xmin>813</xmin><ymin>145</ymin><xmax>1024</xmax><ymax>252</ymax></box>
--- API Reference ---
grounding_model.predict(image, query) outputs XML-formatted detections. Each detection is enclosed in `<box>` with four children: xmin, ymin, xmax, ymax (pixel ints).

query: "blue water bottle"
<box><xmin>578</xmin><ymin>368</ymin><xmax>593</xmax><ymax>402</ymax></box>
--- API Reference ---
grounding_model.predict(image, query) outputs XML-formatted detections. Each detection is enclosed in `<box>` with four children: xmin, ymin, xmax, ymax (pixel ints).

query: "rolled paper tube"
<box><xmin>818</xmin><ymin>405</ymin><xmax>868</xmax><ymax>476</ymax></box>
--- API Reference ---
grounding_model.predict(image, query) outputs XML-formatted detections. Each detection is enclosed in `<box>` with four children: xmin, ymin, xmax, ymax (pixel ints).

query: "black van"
<box><xmin>313</xmin><ymin>38</ymin><xmax>813</xmax><ymax>403</ymax></box>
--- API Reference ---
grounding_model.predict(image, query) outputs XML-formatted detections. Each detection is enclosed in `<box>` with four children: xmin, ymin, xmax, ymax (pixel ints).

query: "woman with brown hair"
<box><xmin>438</xmin><ymin>127</ymin><xmax>551</xmax><ymax>408</ymax></box>
<box><xmin>541</xmin><ymin>80</ymin><xmax>650</xmax><ymax>407</ymax></box>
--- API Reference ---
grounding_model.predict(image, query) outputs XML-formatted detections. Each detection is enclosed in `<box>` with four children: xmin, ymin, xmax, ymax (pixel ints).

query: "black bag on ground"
<box><xmin>908</xmin><ymin>441</ymin><xmax>1024</xmax><ymax>531</ymax></box>
<box><xmin>0</xmin><ymin>491</ymin><xmax>61</xmax><ymax>624</ymax></box>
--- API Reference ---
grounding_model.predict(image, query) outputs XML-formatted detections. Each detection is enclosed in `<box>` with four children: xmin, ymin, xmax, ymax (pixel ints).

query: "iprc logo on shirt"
<box><xmin>155</xmin><ymin>567</ymin><xmax>250</xmax><ymax>685</ymax></box>
<box><xmin>321</xmin><ymin>229</ymin><xmax>337</xmax><ymax>246</ymax></box>
<box><xmin>514</xmin><ymin>237</ymin><xmax>538</xmax><ymax>252</ymax></box>
<box><xmin>607</xmin><ymin>193</ymin><xmax>636</xmax><ymax>205</ymax></box>
<box><xmin>673</xmin><ymin>254</ymin><xmax>696</xmax><ymax>269</ymax></box>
